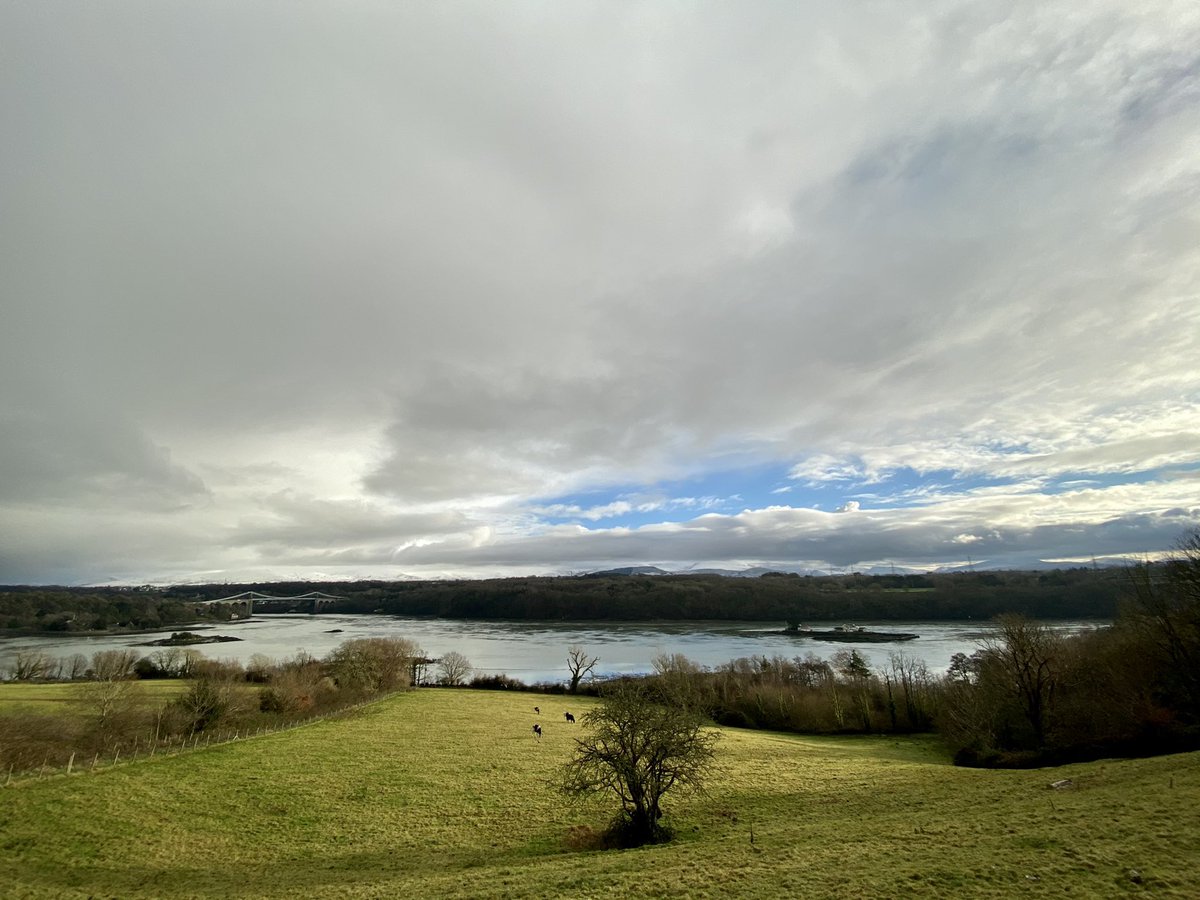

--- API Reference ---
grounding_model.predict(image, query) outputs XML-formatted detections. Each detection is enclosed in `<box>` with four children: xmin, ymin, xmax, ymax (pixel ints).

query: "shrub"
<box><xmin>326</xmin><ymin>637</ymin><xmax>420</xmax><ymax>697</ymax></box>
<box><xmin>174</xmin><ymin>677</ymin><xmax>236</xmax><ymax>734</ymax></box>
<box><xmin>468</xmin><ymin>673</ymin><xmax>527</xmax><ymax>691</ymax></box>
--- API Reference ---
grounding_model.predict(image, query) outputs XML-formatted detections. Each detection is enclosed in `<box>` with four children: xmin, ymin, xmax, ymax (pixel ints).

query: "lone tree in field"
<box><xmin>559</xmin><ymin>680</ymin><xmax>718</xmax><ymax>847</ymax></box>
<box><xmin>566</xmin><ymin>645</ymin><xmax>599</xmax><ymax>693</ymax></box>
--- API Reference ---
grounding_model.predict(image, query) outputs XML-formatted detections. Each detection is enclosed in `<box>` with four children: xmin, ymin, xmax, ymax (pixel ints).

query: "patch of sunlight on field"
<box><xmin>1</xmin><ymin>688</ymin><xmax>1198</xmax><ymax>898</ymax></box>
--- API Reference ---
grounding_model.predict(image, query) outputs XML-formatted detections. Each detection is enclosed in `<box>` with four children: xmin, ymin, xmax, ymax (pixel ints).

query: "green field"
<box><xmin>2</xmin><ymin>688</ymin><xmax>1197</xmax><ymax>898</ymax></box>
<box><xmin>0</xmin><ymin>680</ymin><xmax>190</xmax><ymax>714</ymax></box>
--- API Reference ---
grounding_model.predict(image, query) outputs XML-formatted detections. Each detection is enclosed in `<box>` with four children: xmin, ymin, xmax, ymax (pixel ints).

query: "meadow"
<box><xmin>2</xmin><ymin>687</ymin><xmax>1197</xmax><ymax>898</ymax></box>
<box><xmin>0</xmin><ymin>680</ymin><xmax>190</xmax><ymax>714</ymax></box>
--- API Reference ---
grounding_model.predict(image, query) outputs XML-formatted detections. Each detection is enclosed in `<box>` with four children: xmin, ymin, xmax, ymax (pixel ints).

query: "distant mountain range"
<box><xmin>586</xmin><ymin>565</ymin><xmax>806</xmax><ymax>578</ymax></box>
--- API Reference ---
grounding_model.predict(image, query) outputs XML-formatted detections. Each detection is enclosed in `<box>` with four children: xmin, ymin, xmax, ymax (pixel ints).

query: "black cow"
<box><xmin>564</xmin><ymin>711</ymin><xmax>575</xmax><ymax>723</ymax></box>
<box><xmin>532</xmin><ymin>724</ymin><xmax>542</xmax><ymax>739</ymax></box>
<box><xmin>534</xmin><ymin>706</ymin><xmax>540</xmax><ymax>714</ymax></box>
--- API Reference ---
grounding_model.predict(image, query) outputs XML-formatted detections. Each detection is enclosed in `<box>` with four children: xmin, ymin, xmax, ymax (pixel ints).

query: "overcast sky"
<box><xmin>2</xmin><ymin>2</ymin><xmax>1198</xmax><ymax>585</ymax></box>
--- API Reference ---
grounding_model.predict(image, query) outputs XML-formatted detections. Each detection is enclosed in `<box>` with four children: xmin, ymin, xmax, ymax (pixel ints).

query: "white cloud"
<box><xmin>1</xmin><ymin>2</ymin><xmax>1198</xmax><ymax>582</ymax></box>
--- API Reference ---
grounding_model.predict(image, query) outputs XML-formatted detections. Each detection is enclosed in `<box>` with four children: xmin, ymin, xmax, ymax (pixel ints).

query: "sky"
<box><xmin>2</xmin><ymin>2</ymin><xmax>1198</xmax><ymax>585</ymax></box>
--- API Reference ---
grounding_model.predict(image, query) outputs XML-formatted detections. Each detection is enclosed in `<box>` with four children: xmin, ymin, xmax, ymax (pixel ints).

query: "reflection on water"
<box><xmin>0</xmin><ymin>615</ymin><xmax>1104</xmax><ymax>685</ymax></box>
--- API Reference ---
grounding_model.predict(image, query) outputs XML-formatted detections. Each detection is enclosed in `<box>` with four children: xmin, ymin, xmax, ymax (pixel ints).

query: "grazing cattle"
<box><xmin>534</xmin><ymin>706</ymin><xmax>540</xmax><ymax>714</ymax></box>
<box><xmin>532</xmin><ymin>724</ymin><xmax>542</xmax><ymax>739</ymax></box>
<box><xmin>564</xmin><ymin>711</ymin><xmax>575</xmax><ymax>723</ymax></box>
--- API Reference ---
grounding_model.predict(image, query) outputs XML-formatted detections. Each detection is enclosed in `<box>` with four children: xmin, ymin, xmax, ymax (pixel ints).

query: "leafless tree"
<box><xmin>437</xmin><ymin>651</ymin><xmax>473</xmax><ymax>686</ymax></box>
<box><xmin>981</xmin><ymin>614</ymin><xmax>1062</xmax><ymax>747</ymax></box>
<box><xmin>8</xmin><ymin>650</ymin><xmax>55</xmax><ymax>681</ymax></box>
<box><xmin>566</xmin><ymin>645</ymin><xmax>599</xmax><ymax>693</ymax></box>
<box><xmin>90</xmin><ymin>649</ymin><xmax>139</xmax><ymax>681</ymax></box>
<box><xmin>1125</xmin><ymin>530</ymin><xmax>1200</xmax><ymax>717</ymax></box>
<box><xmin>65</xmin><ymin>653</ymin><xmax>89</xmax><ymax>680</ymax></box>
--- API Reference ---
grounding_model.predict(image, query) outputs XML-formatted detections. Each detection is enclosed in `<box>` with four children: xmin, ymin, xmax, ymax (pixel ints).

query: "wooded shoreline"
<box><xmin>2</xmin><ymin>567</ymin><xmax>1128</xmax><ymax>634</ymax></box>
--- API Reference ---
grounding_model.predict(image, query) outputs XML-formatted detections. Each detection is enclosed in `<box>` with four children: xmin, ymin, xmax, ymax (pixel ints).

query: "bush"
<box><xmin>468</xmin><ymin>673</ymin><xmax>528</xmax><ymax>691</ymax></box>
<box><xmin>259</xmin><ymin>670</ymin><xmax>333</xmax><ymax>715</ymax></box>
<box><xmin>174</xmin><ymin>677</ymin><xmax>237</xmax><ymax>734</ymax></box>
<box><xmin>326</xmin><ymin>637</ymin><xmax>420</xmax><ymax>697</ymax></box>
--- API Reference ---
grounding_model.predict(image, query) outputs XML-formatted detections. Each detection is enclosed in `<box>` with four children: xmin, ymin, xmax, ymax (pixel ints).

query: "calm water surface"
<box><xmin>0</xmin><ymin>616</ymin><xmax>1104</xmax><ymax>684</ymax></box>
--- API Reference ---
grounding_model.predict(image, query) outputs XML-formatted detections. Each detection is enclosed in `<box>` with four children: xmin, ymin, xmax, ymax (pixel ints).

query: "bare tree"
<box><xmin>75</xmin><ymin>649</ymin><xmax>144</xmax><ymax>744</ymax></box>
<box><xmin>889</xmin><ymin>652</ymin><xmax>935</xmax><ymax>729</ymax></box>
<box><xmin>651</xmin><ymin>653</ymin><xmax>708</xmax><ymax>710</ymax></box>
<box><xmin>90</xmin><ymin>649</ymin><xmax>139</xmax><ymax>681</ymax></box>
<box><xmin>566</xmin><ymin>645</ymin><xmax>599</xmax><ymax>693</ymax></box>
<box><xmin>1125</xmin><ymin>530</ymin><xmax>1200</xmax><ymax>717</ymax></box>
<box><xmin>437</xmin><ymin>651</ymin><xmax>473</xmax><ymax>686</ymax></box>
<box><xmin>8</xmin><ymin>650</ymin><xmax>55</xmax><ymax>681</ymax></box>
<box><xmin>65</xmin><ymin>653</ymin><xmax>89</xmax><ymax>680</ymax></box>
<box><xmin>560</xmin><ymin>680</ymin><xmax>718</xmax><ymax>847</ymax></box>
<box><xmin>148</xmin><ymin>647</ymin><xmax>187</xmax><ymax>678</ymax></box>
<box><xmin>77</xmin><ymin>678</ymin><xmax>143</xmax><ymax>739</ymax></box>
<box><xmin>981</xmin><ymin>614</ymin><xmax>1062</xmax><ymax>748</ymax></box>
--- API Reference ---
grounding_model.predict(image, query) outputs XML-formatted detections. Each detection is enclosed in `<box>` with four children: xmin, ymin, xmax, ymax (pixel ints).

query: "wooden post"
<box><xmin>91</xmin><ymin>753</ymin><xmax>99</xmax><ymax>771</ymax></box>
<box><xmin>67</xmin><ymin>752</ymin><xmax>75</xmax><ymax>775</ymax></box>
<box><xmin>113</xmin><ymin>749</ymin><xmax>120</xmax><ymax>766</ymax></box>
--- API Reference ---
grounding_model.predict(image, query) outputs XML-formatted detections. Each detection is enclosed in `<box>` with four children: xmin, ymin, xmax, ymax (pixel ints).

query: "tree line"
<box><xmin>0</xmin><ymin>589</ymin><xmax>233</xmax><ymax>633</ymax></box>
<box><xmin>564</xmin><ymin>532</ymin><xmax>1199</xmax><ymax>767</ymax></box>
<box><xmin>0</xmin><ymin>638</ymin><xmax>426</xmax><ymax>776</ymax></box>
<box><xmin>3</xmin><ymin>566</ymin><xmax>1126</xmax><ymax>632</ymax></box>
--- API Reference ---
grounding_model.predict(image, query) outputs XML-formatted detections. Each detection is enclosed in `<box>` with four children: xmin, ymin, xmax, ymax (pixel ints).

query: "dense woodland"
<box><xmin>2</xmin><ymin>566</ymin><xmax>1125</xmax><ymax>633</ymax></box>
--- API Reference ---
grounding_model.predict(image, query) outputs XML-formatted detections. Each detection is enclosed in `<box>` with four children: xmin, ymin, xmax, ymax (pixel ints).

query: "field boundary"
<box><xmin>1</xmin><ymin>688</ymin><xmax>405</xmax><ymax>789</ymax></box>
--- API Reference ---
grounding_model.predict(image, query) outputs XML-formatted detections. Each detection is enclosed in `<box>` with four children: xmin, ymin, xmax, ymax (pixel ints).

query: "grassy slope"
<box><xmin>1</xmin><ymin>688</ymin><xmax>1196</xmax><ymax>898</ymax></box>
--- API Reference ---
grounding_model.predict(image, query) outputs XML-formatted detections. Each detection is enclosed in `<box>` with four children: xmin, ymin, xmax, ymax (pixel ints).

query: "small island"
<box><xmin>782</xmin><ymin>623</ymin><xmax>919</xmax><ymax>642</ymax></box>
<box><xmin>140</xmin><ymin>631</ymin><xmax>243</xmax><ymax>647</ymax></box>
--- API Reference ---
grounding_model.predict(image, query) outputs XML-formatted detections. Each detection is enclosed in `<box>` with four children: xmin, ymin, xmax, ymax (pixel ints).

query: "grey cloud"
<box><xmin>363</xmin><ymin>365</ymin><xmax>702</xmax><ymax>502</ymax></box>
<box><xmin>390</xmin><ymin>501</ymin><xmax>1199</xmax><ymax>573</ymax></box>
<box><xmin>0</xmin><ymin>397</ymin><xmax>207</xmax><ymax>508</ymax></box>
<box><xmin>1</xmin><ymin>2</ymin><xmax>1198</xmax><ymax>582</ymax></box>
<box><xmin>229</xmin><ymin>491</ymin><xmax>471</xmax><ymax>551</ymax></box>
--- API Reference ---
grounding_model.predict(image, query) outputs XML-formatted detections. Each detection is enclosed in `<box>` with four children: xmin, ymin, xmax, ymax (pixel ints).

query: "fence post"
<box><xmin>67</xmin><ymin>752</ymin><xmax>75</xmax><ymax>775</ymax></box>
<box><xmin>113</xmin><ymin>749</ymin><xmax>120</xmax><ymax>766</ymax></box>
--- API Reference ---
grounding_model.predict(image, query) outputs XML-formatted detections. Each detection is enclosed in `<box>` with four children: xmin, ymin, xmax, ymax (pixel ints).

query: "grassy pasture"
<box><xmin>0</xmin><ymin>681</ymin><xmax>190</xmax><ymax>714</ymax></box>
<box><xmin>1</xmin><ymin>688</ymin><xmax>1197</xmax><ymax>898</ymax></box>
